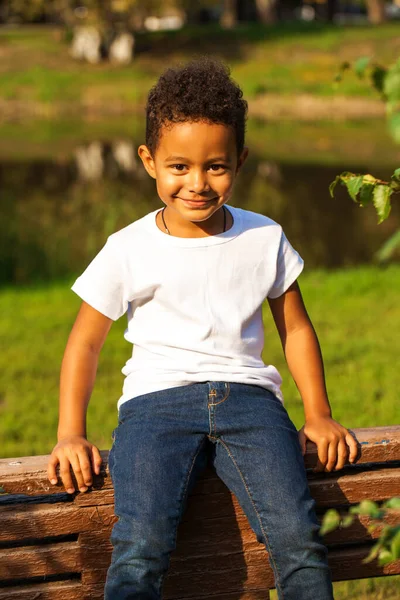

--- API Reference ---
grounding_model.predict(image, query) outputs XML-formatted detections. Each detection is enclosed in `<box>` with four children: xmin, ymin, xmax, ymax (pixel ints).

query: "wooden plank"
<box><xmin>75</xmin><ymin>508</ymin><xmax>400</xmax><ymax>561</ymax></box>
<box><xmin>0</xmin><ymin>580</ymin><xmax>83</xmax><ymax>600</ymax></box>
<box><xmin>0</xmin><ymin>541</ymin><xmax>81</xmax><ymax>581</ymax></box>
<box><xmin>322</xmin><ymin>509</ymin><xmax>400</xmax><ymax>546</ymax></box>
<box><xmin>0</xmin><ymin>503</ymin><xmax>115</xmax><ymax>542</ymax></box>
<box><xmin>164</xmin><ymin>553</ymin><xmax>275</xmax><ymax>599</ymax></box>
<box><xmin>309</xmin><ymin>466</ymin><xmax>400</xmax><ymax>506</ymax></box>
<box><xmin>328</xmin><ymin>545</ymin><xmax>400</xmax><ymax>580</ymax></box>
<box><xmin>1</xmin><ymin>426</ymin><xmax>399</xmax><ymax>496</ymax></box>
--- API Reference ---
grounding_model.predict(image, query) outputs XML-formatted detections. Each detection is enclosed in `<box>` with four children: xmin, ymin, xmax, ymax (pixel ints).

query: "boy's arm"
<box><xmin>47</xmin><ymin>301</ymin><xmax>113</xmax><ymax>493</ymax></box>
<box><xmin>268</xmin><ymin>281</ymin><xmax>358</xmax><ymax>472</ymax></box>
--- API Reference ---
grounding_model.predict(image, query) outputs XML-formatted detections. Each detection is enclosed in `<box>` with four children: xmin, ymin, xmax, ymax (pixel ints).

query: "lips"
<box><xmin>178</xmin><ymin>197</ymin><xmax>217</xmax><ymax>203</ymax></box>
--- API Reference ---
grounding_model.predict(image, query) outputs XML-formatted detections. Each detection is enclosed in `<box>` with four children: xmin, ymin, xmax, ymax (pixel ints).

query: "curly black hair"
<box><xmin>145</xmin><ymin>57</ymin><xmax>248</xmax><ymax>157</ymax></box>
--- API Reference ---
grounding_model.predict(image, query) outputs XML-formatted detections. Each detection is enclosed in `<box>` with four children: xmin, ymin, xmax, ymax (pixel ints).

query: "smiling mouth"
<box><xmin>178</xmin><ymin>197</ymin><xmax>217</xmax><ymax>203</ymax></box>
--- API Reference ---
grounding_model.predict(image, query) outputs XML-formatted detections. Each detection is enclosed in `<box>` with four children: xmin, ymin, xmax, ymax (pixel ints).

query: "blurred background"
<box><xmin>0</xmin><ymin>3</ymin><xmax>399</xmax><ymax>597</ymax></box>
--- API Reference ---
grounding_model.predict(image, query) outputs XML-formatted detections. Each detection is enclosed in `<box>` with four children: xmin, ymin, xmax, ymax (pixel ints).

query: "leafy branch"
<box><xmin>329</xmin><ymin>168</ymin><xmax>400</xmax><ymax>224</ymax></box>
<box><xmin>333</xmin><ymin>56</ymin><xmax>400</xmax><ymax>258</ymax></box>
<box><xmin>321</xmin><ymin>498</ymin><xmax>400</xmax><ymax>566</ymax></box>
<box><xmin>335</xmin><ymin>56</ymin><xmax>400</xmax><ymax>143</ymax></box>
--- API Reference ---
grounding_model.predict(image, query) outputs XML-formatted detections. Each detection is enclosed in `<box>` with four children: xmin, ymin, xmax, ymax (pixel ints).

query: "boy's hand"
<box><xmin>47</xmin><ymin>436</ymin><xmax>102</xmax><ymax>494</ymax></box>
<box><xmin>298</xmin><ymin>416</ymin><xmax>358</xmax><ymax>472</ymax></box>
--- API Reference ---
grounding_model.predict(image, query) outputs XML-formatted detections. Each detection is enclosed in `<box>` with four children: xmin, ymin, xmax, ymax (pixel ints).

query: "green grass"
<box><xmin>1</xmin><ymin>265</ymin><xmax>399</xmax><ymax>458</ymax></box>
<box><xmin>0</xmin><ymin>22</ymin><xmax>399</xmax><ymax>113</ymax></box>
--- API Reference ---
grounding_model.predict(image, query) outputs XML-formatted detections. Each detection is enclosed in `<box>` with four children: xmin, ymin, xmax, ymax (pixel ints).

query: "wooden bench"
<box><xmin>1</xmin><ymin>425</ymin><xmax>399</xmax><ymax>599</ymax></box>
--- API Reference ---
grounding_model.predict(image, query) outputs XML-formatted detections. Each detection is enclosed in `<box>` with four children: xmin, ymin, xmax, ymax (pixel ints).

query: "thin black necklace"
<box><xmin>161</xmin><ymin>205</ymin><xmax>227</xmax><ymax>236</ymax></box>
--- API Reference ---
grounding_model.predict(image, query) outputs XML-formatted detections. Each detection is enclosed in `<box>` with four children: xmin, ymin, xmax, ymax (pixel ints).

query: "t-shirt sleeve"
<box><xmin>268</xmin><ymin>230</ymin><xmax>304</xmax><ymax>299</ymax></box>
<box><xmin>71</xmin><ymin>237</ymin><xmax>129</xmax><ymax>320</ymax></box>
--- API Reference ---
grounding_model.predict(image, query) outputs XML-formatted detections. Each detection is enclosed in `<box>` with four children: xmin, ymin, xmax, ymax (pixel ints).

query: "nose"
<box><xmin>188</xmin><ymin>169</ymin><xmax>210</xmax><ymax>193</ymax></box>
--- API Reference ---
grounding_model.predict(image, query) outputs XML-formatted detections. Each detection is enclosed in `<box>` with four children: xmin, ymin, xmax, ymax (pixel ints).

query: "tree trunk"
<box><xmin>220</xmin><ymin>0</ymin><xmax>238</xmax><ymax>28</ymax></box>
<box><xmin>366</xmin><ymin>0</ymin><xmax>386</xmax><ymax>24</ymax></box>
<box><xmin>255</xmin><ymin>0</ymin><xmax>278</xmax><ymax>25</ymax></box>
<box><xmin>326</xmin><ymin>0</ymin><xmax>338</xmax><ymax>22</ymax></box>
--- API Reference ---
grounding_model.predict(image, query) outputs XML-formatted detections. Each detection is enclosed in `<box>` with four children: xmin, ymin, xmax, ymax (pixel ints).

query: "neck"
<box><xmin>160</xmin><ymin>206</ymin><xmax>228</xmax><ymax>238</ymax></box>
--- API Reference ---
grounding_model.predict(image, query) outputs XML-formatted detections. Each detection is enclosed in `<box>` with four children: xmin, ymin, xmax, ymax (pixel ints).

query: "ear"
<box><xmin>138</xmin><ymin>144</ymin><xmax>156</xmax><ymax>179</ymax></box>
<box><xmin>236</xmin><ymin>147</ymin><xmax>249</xmax><ymax>174</ymax></box>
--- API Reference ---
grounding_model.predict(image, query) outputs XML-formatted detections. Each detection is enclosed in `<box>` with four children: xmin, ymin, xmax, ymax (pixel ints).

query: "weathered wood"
<box><xmin>0</xmin><ymin>503</ymin><xmax>115</xmax><ymax>542</ymax></box>
<box><xmin>328</xmin><ymin>545</ymin><xmax>400</xmax><ymax>580</ymax></box>
<box><xmin>308</xmin><ymin>465</ymin><xmax>400</xmax><ymax>506</ymax></box>
<box><xmin>1</xmin><ymin>426</ymin><xmax>399</xmax><ymax>496</ymax></box>
<box><xmin>0</xmin><ymin>541</ymin><xmax>81</xmax><ymax>581</ymax></box>
<box><xmin>0</xmin><ymin>581</ymin><xmax>83</xmax><ymax>600</ymax></box>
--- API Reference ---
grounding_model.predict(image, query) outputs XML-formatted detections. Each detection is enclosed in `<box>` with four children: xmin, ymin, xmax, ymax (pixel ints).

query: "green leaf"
<box><xmin>329</xmin><ymin>176</ymin><xmax>341</xmax><ymax>198</ymax></box>
<box><xmin>359</xmin><ymin>182</ymin><xmax>375</xmax><ymax>207</ymax></box>
<box><xmin>391</xmin><ymin>530</ymin><xmax>400</xmax><ymax>560</ymax></box>
<box><xmin>388</xmin><ymin>112</ymin><xmax>400</xmax><ymax>144</ymax></box>
<box><xmin>383</xmin><ymin>497</ymin><xmax>400</xmax><ymax>510</ymax></box>
<box><xmin>378</xmin><ymin>549</ymin><xmax>394</xmax><ymax>566</ymax></box>
<box><xmin>375</xmin><ymin>229</ymin><xmax>400</xmax><ymax>263</ymax></box>
<box><xmin>342</xmin><ymin>515</ymin><xmax>354</xmax><ymax>528</ymax></box>
<box><xmin>373</xmin><ymin>185</ymin><xmax>392</xmax><ymax>223</ymax></box>
<box><xmin>352</xmin><ymin>500</ymin><xmax>383</xmax><ymax>518</ymax></box>
<box><xmin>320</xmin><ymin>509</ymin><xmax>341</xmax><ymax>535</ymax></box>
<box><xmin>363</xmin><ymin>542</ymin><xmax>381</xmax><ymax>563</ymax></box>
<box><xmin>354</xmin><ymin>56</ymin><xmax>371</xmax><ymax>79</ymax></box>
<box><xmin>383</xmin><ymin>61</ymin><xmax>400</xmax><ymax>102</ymax></box>
<box><xmin>392</xmin><ymin>168</ymin><xmax>400</xmax><ymax>180</ymax></box>
<box><xmin>345</xmin><ymin>175</ymin><xmax>364</xmax><ymax>201</ymax></box>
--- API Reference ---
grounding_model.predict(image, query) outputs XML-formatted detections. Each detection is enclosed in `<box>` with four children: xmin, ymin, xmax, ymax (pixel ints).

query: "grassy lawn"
<box><xmin>0</xmin><ymin>22</ymin><xmax>399</xmax><ymax>113</ymax></box>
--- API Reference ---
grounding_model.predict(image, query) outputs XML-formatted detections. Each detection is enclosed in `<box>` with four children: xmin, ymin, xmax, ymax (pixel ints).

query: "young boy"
<box><xmin>48</xmin><ymin>58</ymin><xmax>358</xmax><ymax>599</ymax></box>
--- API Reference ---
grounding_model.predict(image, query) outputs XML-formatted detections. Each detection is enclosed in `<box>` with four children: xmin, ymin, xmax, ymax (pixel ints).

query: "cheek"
<box><xmin>156</xmin><ymin>173</ymin><xmax>180</xmax><ymax>194</ymax></box>
<box><xmin>218</xmin><ymin>174</ymin><xmax>235</xmax><ymax>195</ymax></box>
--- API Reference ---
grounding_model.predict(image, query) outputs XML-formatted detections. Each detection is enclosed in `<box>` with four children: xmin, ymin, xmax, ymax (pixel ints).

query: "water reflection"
<box><xmin>1</xmin><ymin>138</ymin><xmax>398</xmax><ymax>284</ymax></box>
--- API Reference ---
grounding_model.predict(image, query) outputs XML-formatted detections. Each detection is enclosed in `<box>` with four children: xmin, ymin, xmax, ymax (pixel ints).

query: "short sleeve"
<box><xmin>268</xmin><ymin>231</ymin><xmax>304</xmax><ymax>299</ymax></box>
<box><xmin>71</xmin><ymin>237</ymin><xmax>129</xmax><ymax>320</ymax></box>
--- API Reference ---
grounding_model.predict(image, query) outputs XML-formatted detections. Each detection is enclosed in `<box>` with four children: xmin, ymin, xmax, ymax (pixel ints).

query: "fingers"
<box><xmin>47</xmin><ymin>454</ymin><xmax>59</xmax><ymax>485</ymax></box>
<box><xmin>59</xmin><ymin>456</ymin><xmax>76</xmax><ymax>494</ymax></box>
<box><xmin>91</xmin><ymin>446</ymin><xmax>103</xmax><ymax>475</ymax></box>
<box><xmin>334</xmin><ymin>438</ymin><xmax>349</xmax><ymax>471</ymax></box>
<box><xmin>313</xmin><ymin>439</ymin><xmax>328</xmax><ymax>473</ymax></box>
<box><xmin>69</xmin><ymin>452</ymin><xmax>93</xmax><ymax>492</ymax></box>
<box><xmin>47</xmin><ymin>441</ymin><xmax>101</xmax><ymax>494</ymax></box>
<box><xmin>346</xmin><ymin>431</ymin><xmax>359</xmax><ymax>464</ymax></box>
<box><xmin>314</xmin><ymin>434</ymin><xmax>354</xmax><ymax>473</ymax></box>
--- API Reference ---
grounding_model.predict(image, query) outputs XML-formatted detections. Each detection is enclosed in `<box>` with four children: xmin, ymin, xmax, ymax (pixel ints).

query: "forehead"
<box><xmin>155</xmin><ymin>121</ymin><xmax>236</xmax><ymax>160</ymax></box>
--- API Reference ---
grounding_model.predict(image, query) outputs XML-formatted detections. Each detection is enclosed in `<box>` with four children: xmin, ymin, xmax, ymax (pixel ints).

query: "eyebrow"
<box><xmin>164</xmin><ymin>155</ymin><xmax>231</xmax><ymax>163</ymax></box>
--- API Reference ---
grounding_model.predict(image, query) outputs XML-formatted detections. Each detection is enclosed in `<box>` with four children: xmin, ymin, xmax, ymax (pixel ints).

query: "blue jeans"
<box><xmin>104</xmin><ymin>382</ymin><xmax>333</xmax><ymax>599</ymax></box>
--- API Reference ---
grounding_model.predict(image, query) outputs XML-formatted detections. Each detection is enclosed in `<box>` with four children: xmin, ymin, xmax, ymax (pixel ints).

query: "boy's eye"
<box><xmin>171</xmin><ymin>164</ymin><xmax>187</xmax><ymax>171</ymax></box>
<box><xmin>209</xmin><ymin>164</ymin><xmax>227</xmax><ymax>172</ymax></box>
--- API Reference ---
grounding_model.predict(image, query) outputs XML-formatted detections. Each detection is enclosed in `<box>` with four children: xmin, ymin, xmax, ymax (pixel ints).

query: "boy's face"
<box><xmin>138</xmin><ymin>121</ymin><xmax>247</xmax><ymax>233</ymax></box>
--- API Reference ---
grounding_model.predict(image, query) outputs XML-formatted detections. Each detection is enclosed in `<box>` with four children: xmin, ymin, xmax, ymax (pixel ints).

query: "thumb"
<box><xmin>298</xmin><ymin>426</ymin><xmax>307</xmax><ymax>456</ymax></box>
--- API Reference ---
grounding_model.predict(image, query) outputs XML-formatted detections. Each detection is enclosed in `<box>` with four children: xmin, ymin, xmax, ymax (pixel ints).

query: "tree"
<box><xmin>254</xmin><ymin>0</ymin><xmax>279</xmax><ymax>24</ymax></box>
<box><xmin>365</xmin><ymin>0</ymin><xmax>386</xmax><ymax>24</ymax></box>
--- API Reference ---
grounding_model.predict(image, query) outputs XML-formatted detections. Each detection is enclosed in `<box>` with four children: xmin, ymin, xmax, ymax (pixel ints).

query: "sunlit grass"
<box><xmin>0</xmin><ymin>22</ymin><xmax>399</xmax><ymax>111</ymax></box>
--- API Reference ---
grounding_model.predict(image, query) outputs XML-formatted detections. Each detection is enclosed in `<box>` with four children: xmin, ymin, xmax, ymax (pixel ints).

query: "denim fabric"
<box><xmin>104</xmin><ymin>382</ymin><xmax>334</xmax><ymax>600</ymax></box>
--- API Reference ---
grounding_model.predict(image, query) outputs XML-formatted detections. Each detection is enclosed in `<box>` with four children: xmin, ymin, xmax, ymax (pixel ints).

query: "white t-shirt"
<box><xmin>72</xmin><ymin>206</ymin><xmax>304</xmax><ymax>409</ymax></box>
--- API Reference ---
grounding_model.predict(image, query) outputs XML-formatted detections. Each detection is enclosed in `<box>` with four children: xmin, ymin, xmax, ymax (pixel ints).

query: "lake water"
<box><xmin>1</xmin><ymin>118</ymin><xmax>399</xmax><ymax>284</ymax></box>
